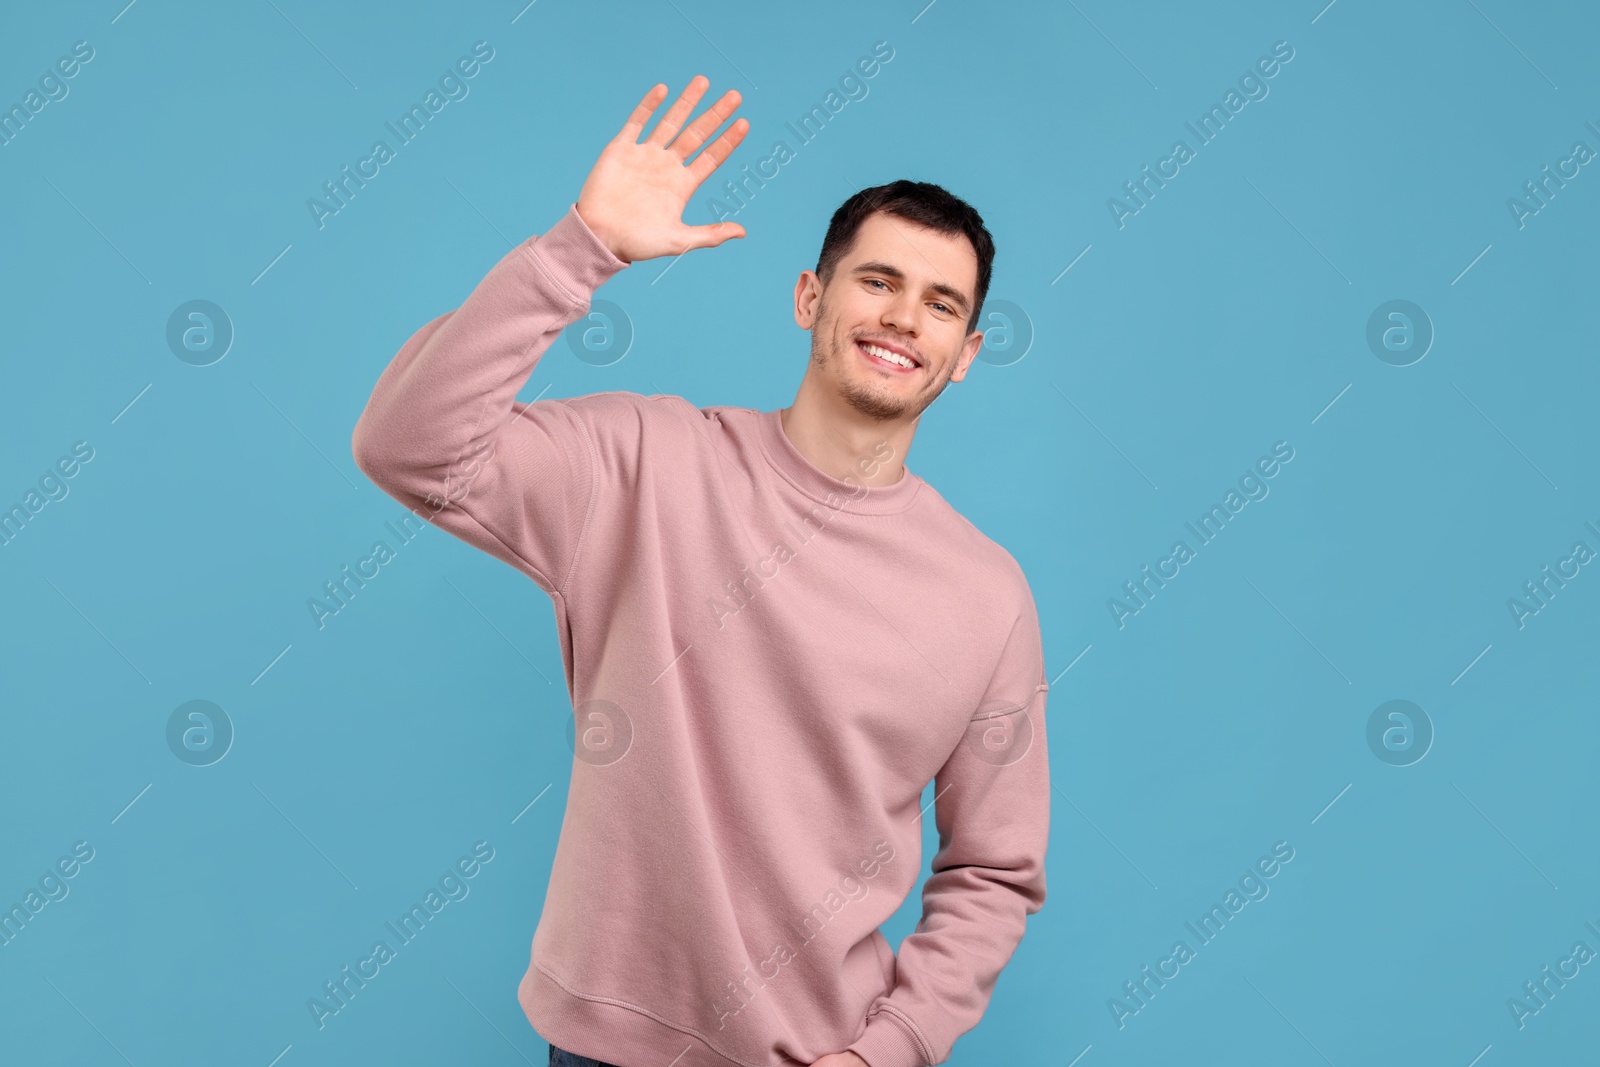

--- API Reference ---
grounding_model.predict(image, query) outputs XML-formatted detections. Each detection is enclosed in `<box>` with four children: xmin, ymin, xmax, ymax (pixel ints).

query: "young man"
<box><xmin>352</xmin><ymin>76</ymin><xmax>1049</xmax><ymax>1067</ymax></box>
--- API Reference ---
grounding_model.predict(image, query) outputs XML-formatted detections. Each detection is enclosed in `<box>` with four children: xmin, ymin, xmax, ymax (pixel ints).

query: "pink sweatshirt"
<box><xmin>351</xmin><ymin>205</ymin><xmax>1051</xmax><ymax>1067</ymax></box>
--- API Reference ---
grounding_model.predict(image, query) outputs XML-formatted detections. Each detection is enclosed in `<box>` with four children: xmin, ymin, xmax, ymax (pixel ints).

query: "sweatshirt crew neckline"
<box><xmin>755</xmin><ymin>407</ymin><xmax>923</xmax><ymax>515</ymax></box>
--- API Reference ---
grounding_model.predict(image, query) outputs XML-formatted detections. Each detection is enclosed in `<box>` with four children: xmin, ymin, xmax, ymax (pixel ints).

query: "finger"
<box><xmin>645</xmin><ymin>75</ymin><xmax>710</xmax><ymax>146</ymax></box>
<box><xmin>669</xmin><ymin>88</ymin><xmax>742</xmax><ymax>159</ymax></box>
<box><xmin>674</xmin><ymin>221</ymin><xmax>746</xmax><ymax>253</ymax></box>
<box><xmin>618</xmin><ymin>83</ymin><xmax>669</xmax><ymax>142</ymax></box>
<box><xmin>685</xmin><ymin>118</ymin><xmax>750</xmax><ymax>187</ymax></box>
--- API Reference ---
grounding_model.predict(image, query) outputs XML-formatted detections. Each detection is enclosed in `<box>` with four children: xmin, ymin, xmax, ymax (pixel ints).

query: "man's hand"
<box><xmin>809</xmin><ymin>1053</ymin><xmax>870</xmax><ymax>1067</ymax></box>
<box><xmin>575</xmin><ymin>75</ymin><xmax>749</xmax><ymax>263</ymax></box>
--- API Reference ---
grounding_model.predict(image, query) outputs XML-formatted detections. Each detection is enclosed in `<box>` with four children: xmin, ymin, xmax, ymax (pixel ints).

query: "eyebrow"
<box><xmin>849</xmin><ymin>261</ymin><xmax>972</xmax><ymax>319</ymax></box>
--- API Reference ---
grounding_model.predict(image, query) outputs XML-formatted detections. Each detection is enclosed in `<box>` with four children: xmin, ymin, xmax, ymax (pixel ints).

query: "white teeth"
<box><xmin>862</xmin><ymin>342</ymin><xmax>914</xmax><ymax>369</ymax></box>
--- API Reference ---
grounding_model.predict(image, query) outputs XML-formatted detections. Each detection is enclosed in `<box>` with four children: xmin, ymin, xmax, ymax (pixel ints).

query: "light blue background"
<box><xmin>2</xmin><ymin>1</ymin><xmax>1596</xmax><ymax>1064</ymax></box>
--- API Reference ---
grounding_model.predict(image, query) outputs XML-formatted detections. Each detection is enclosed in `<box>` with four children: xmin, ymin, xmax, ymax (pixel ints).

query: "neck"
<box><xmin>779</xmin><ymin>381</ymin><xmax>915</xmax><ymax>488</ymax></box>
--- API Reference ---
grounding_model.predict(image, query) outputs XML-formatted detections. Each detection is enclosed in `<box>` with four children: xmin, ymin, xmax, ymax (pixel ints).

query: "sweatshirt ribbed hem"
<box><xmin>519</xmin><ymin>960</ymin><xmax>807</xmax><ymax>1067</ymax></box>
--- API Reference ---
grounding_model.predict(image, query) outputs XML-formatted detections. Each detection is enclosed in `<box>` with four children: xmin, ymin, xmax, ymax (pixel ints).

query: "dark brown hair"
<box><xmin>815</xmin><ymin>180</ymin><xmax>994</xmax><ymax>333</ymax></box>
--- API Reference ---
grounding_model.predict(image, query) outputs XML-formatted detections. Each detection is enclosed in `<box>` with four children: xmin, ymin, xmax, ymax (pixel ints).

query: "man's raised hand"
<box><xmin>575</xmin><ymin>76</ymin><xmax>749</xmax><ymax>264</ymax></box>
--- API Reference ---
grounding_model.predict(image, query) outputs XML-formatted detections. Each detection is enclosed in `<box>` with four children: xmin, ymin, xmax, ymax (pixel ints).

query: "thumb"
<box><xmin>675</xmin><ymin>221</ymin><xmax>746</xmax><ymax>252</ymax></box>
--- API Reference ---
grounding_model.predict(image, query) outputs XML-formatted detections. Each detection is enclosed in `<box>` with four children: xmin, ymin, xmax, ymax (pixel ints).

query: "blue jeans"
<box><xmin>548</xmin><ymin>1044</ymin><xmax>625</xmax><ymax>1067</ymax></box>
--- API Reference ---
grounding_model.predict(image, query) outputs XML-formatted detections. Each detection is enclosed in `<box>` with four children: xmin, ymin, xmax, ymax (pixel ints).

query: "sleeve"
<box><xmin>848</xmin><ymin>582</ymin><xmax>1051</xmax><ymax>1067</ymax></box>
<box><xmin>350</xmin><ymin>204</ymin><xmax>630</xmax><ymax>597</ymax></box>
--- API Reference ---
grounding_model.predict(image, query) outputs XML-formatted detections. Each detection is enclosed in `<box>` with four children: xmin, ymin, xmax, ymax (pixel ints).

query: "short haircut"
<box><xmin>815</xmin><ymin>180</ymin><xmax>994</xmax><ymax>333</ymax></box>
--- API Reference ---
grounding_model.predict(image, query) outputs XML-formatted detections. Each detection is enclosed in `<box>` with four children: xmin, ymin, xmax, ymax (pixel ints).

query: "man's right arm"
<box><xmin>350</xmin><ymin>76</ymin><xmax>748</xmax><ymax>595</ymax></box>
<box><xmin>351</xmin><ymin>207</ymin><xmax>630</xmax><ymax>595</ymax></box>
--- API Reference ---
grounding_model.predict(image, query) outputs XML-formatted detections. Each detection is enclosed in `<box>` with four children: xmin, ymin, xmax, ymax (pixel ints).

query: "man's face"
<box><xmin>794</xmin><ymin>211</ymin><xmax>985</xmax><ymax>422</ymax></box>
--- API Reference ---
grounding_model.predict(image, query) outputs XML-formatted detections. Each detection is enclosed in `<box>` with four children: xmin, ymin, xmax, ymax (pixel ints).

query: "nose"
<box><xmin>879</xmin><ymin>291</ymin><xmax>920</xmax><ymax>337</ymax></box>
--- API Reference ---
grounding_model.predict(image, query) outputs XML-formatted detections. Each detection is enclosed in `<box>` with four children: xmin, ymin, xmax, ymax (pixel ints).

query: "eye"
<box><xmin>865</xmin><ymin>278</ymin><xmax>889</xmax><ymax>290</ymax></box>
<box><xmin>931</xmin><ymin>302</ymin><xmax>952</xmax><ymax>315</ymax></box>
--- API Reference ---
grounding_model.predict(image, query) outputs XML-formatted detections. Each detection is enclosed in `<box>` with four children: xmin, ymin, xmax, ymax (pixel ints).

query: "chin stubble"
<box><xmin>809</xmin><ymin>292</ymin><xmax>960</xmax><ymax>421</ymax></box>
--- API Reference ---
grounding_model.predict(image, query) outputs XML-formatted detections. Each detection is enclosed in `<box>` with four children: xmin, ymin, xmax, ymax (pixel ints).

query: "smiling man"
<box><xmin>352</xmin><ymin>76</ymin><xmax>1050</xmax><ymax>1067</ymax></box>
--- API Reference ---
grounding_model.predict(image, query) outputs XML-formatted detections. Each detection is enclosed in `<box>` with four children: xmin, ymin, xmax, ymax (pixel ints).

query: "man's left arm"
<box><xmin>842</xmin><ymin>592</ymin><xmax>1052</xmax><ymax>1067</ymax></box>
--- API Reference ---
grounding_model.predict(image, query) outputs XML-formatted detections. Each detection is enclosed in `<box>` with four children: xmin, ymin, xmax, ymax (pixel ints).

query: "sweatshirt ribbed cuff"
<box><xmin>847</xmin><ymin>1010</ymin><xmax>927</xmax><ymax>1067</ymax></box>
<box><xmin>512</xmin><ymin>203</ymin><xmax>629</xmax><ymax>306</ymax></box>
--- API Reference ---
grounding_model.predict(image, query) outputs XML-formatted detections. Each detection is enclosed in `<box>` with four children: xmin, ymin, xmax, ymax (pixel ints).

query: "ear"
<box><xmin>794</xmin><ymin>270</ymin><xmax>823</xmax><ymax>330</ymax></box>
<box><xmin>948</xmin><ymin>329</ymin><xmax>985</xmax><ymax>384</ymax></box>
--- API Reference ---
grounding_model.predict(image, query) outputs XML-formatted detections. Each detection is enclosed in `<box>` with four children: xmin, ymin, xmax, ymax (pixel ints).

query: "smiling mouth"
<box><xmin>856</xmin><ymin>339</ymin><xmax>920</xmax><ymax>372</ymax></box>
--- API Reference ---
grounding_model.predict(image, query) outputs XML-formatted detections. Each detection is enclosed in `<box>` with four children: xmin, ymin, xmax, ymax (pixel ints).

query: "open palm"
<box><xmin>575</xmin><ymin>75</ymin><xmax>750</xmax><ymax>263</ymax></box>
